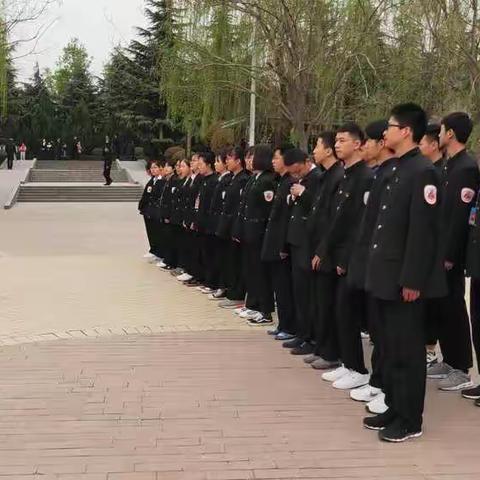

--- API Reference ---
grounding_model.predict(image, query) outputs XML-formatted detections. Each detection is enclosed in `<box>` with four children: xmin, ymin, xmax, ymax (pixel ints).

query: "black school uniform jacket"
<box><xmin>317</xmin><ymin>160</ymin><xmax>373</xmax><ymax>272</ymax></box>
<box><xmin>147</xmin><ymin>176</ymin><xmax>166</xmax><ymax>221</ymax></box>
<box><xmin>286</xmin><ymin>166</ymin><xmax>323</xmax><ymax>268</ymax></box>
<box><xmin>170</xmin><ymin>176</ymin><xmax>192</xmax><ymax>226</ymax></box>
<box><xmin>184</xmin><ymin>174</ymin><xmax>203</xmax><ymax>227</ymax></box>
<box><xmin>159</xmin><ymin>174</ymin><xmax>178</xmax><ymax>221</ymax></box>
<box><xmin>194</xmin><ymin>172</ymin><xmax>219</xmax><ymax>233</ymax></box>
<box><xmin>217</xmin><ymin>170</ymin><xmax>250</xmax><ymax>239</ymax></box>
<box><xmin>439</xmin><ymin>149</ymin><xmax>480</xmax><ymax>268</ymax></box>
<box><xmin>208</xmin><ymin>172</ymin><xmax>233</xmax><ymax>236</ymax></box>
<box><xmin>139</xmin><ymin>176</ymin><xmax>155</xmax><ymax>214</ymax></box>
<box><xmin>261</xmin><ymin>173</ymin><xmax>295</xmax><ymax>262</ymax></box>
<box><xmin>243</xmin><ymin>171</ymin><xmax>277</xmax><ymax>244</ymax></box>
<box><xmin>366</xmin><ymin>148</ymin><xmax>447</xmax><ymax>301</ymax></box>
<box><xmin>348</xmin><ymin>158</ymin><xmax>398</xmax><ymax>290</ymax></box>
<box><xmin>307</xmin><ymin>161</ymin><xmax>345</xmax><ymax>272</ymax></box>
<box><xmin>231</xmin><ymin>173</ymin><xmax>256</xmax><ymax>241</ymax></box>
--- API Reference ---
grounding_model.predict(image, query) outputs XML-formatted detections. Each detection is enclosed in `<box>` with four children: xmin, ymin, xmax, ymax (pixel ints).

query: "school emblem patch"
<box><xmin>264</xmin><ymin>190</ymin><xmax>274</xmax><ymax>202</ymax></box>
<box><xmin>147</xmin><ymin>186</ymin><xmax>152</xmax><ymax>193</ymax></box>
<box><xmin>424</xmin><ymin>185</ymin><xmax>437</xmax><ymax>205</ymax></box>
<box><xmin>461</xmin><ymin>187</ymin><xmax>476</xmax><ymax>204</ymax></box>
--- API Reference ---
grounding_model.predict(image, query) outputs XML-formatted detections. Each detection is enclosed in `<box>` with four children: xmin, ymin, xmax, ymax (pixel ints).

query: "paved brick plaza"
<box><xmin>0</xmin><ymin>203</ymin><xmax>479</xmax><ymax>479</ymax></box>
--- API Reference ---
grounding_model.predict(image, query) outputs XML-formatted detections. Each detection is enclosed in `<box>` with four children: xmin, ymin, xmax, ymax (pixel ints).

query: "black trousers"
<box><xmin>438</xmin><ymin>268</ymin><xmax>472</xmax><ymax>371</ymax></box>
<box><xmin>151</xmin><ymin>220</ymin><xmax>164</xmax><ymax>259</ymax></box>
<box><xmin>243</xmin><ymin>242</ymin><xmax>259</xmax><ymax>310</ymax></box>
<box><xmin>245</xmin><ymin>240</ymin><xmax>274</xmax><ymax>316</ymax></box>
<box><xmin>368</xmin><ymin>295</ymin><xmax>384</xmax><ymax>389</ymax></box>
<box><xmin>199</xmin><ymin>233</ymin><xmax>216</xmax><ymax>288</ymax></box>
<box><xmin>424</xmin><ymin>298</ymin><xmax>440</xmax><ymax>346</ymax></box>
<box><xmin>313</xmin><ymin>271</ymin><xmax>340</xmax><ymax>361</ymax></box>
<box><xmin>162</xmin><ymin>222</ymin><xmax>178</xmax><ymax>268</ymax></box>
<box><xmin>143</xmin><ymin>217</ymin><xmax>157</xmax><ymax>255</ymax></box>
<box><xmin>211</xmin><ymin>236</ymin><xmax>229</xmax><ymax>289</ymax></box>
<box><xmin>267</xmin><ymin>258</ymin><xmax>296</xmax><ymax>335</ymax></box>
<box><xmin>470</xmin><ymin>278</ymin><xmax>480</xmax><ymax>373</ymax></box>
<box><xmin>103</xmin><ymin>166</ymin><xmax>112</xmax><ymax>184</ymax></box>
<box><xmin>226</xmin><ymin>240</ymin><xmax>246</xmax><ymax>301</ymax></box>
<box><xmin>7</xmin><ymin>156</ymin><xmax>13</xmax><ymax>169</ymax></box>
<box><xmin>335</xmin><ymin>278</ymin><xmax>368</xmax><ymax>374</ymax></box>
<box><xmin>376</xmin><ymin>297</ymin><xmax>426</xmax><ymax>431</ymax></box>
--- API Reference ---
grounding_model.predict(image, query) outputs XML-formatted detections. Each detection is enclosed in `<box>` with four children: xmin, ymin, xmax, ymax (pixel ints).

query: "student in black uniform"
<box><xmin>464</xmin><ymin>190</ymin><xmax>480</xmax><ymax>404</ymax></box>
<box><xmin>139</xmin><ymin>160</ymin><xmax>164</xmax><ymax>262</ymax></box>
<box><xmin>102</xmin><ymin>136</ymin><xmax>114</xmax><ymax>186</ymax></box>
<box><xmin>217</xmin><ymin>147</ymin><xmax>251</xmax><ymax>309</ymax></box>
<box><xmin>243</xmin><ymin>144</ymin><xmax>277</xmax><ymax>325</ymax></box>
<box><xmin>419</xmin><ymin>124</ymin><xmax>445</xmax><ymax>368</ymax></box>
<box><xmin>207</xmin><ymin>150</ymin><xmax>233</xmax><ymax>299</ymax></box>
<box><xmin>346</xmin><ymin>120</ymin><xmax>397</xmax><ymax>414</ymax></box>
<box><xmin>283</xmin><ymin>148</ymin><xmax>323</xmax><ymax>354</ymax></box>
<box><xmin>427</xmin><ymin>112</ymin><xmax>480</xmax><ymax>391</ymax></box>
<box><xmin>318</xmin><ymin>123</ymin><xmax>373</xmax><ymax>390</ymax></box>
<box><xmin>305</xmin><ymin>131</ymin><xmax>344</xmax><ymax>371</ymax></box>
<box><xmin>179</xmin><ymin>153</ymin><xmax>204</xmax><ymax>286</ymax></box>
<box><xmin>363</xmin><ymin>103</ymin><xmax>446</xmax><ymax>442</ymax></box>
<box><xmin>261</xmin><ymin>144</ymin><xmax>296</xmax><ymax>340</ymax></box>
<box><xmin>157</xmin><ymin>158</ymin><xmax>178</xmax><ymax>270</ymax></box>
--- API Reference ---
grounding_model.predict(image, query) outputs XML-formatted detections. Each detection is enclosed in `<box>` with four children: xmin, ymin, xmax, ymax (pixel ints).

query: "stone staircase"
<box><xmin>17</xmin><ymin>160</ymin><xmax>143</xmax><ymax>203</ymax></box>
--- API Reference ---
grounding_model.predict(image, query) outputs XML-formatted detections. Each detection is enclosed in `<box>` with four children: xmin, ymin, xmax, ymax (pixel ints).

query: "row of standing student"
<box><xmin>138</xmin><ymin>103</ymin><xmax>480</xmax><ymax>443</ymax></box>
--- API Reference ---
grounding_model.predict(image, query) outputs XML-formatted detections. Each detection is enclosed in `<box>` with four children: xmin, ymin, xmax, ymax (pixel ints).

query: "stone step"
<box><xmin>29</xmin><ymin>169</ymin><xmax>128</xmax><ymax>183</ymax></box>
<box><xmin>34</xmin><ymin>160</ymin><xmax>120</xmax><ymax>170</ymax></box>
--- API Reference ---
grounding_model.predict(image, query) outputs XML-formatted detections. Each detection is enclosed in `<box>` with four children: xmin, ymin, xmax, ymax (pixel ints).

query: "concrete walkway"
<box><xmin>0</xmin><ymin>159</ymin><xmax>35</xmax><ymax>207</ymax></box>
<box><xmin>0</xmin><ymin>202</ymin><xmax>479</xmax><ymax>479</ymax></box>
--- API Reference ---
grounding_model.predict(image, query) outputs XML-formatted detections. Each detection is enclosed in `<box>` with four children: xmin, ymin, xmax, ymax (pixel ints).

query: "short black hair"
<box><xmin>441</xmin><ymin>112</ymin><xmax>473</xmax><ymax>144</ymax></box>
<box><xmin>317</xmin><ymin>131</ymin><xmax>338</xmax><ymax>158</ymax></box>
<box><xmin>216</xmin><ymin>148</ymin><xmax>228</xmax><ymax>163</ymax></box>
<box><xmin>424</xmin><ymin>123</ymin><xmax>441</xmax><ymax>143</ymax></box>
<box><xmin>246</xmin><ymin>146</ymin><xmax>255</xmax><ymax>158</ymax></box>
<box><xmin>274</xmin><ymin>142</ymin><xmax>296</xmax><ymax>155</ymax></box>
<box><xmin>283</xmin><ymin>148</ymin><xmax>309</xmax><ymax>166</ymax></box>
<box><xmin>226</xmin><ymin>145</ymin><xmax>245</xmax><ymax>168</ymax></box>
<box><xmin>192</xmin><ymin>143</ymin><xmax>208</xmax><ymax>154</ymax></box>
<box><xmin>198</xmin><ymin>150</ymin><xmax>216</xmax><ymax>170</ymax></box>
<box><xmin>390</xmin><ymin>103</ymin><xmax>427</xmax><ymax>143</ymax></box>
<box><xmin>252</xmin><ymin>144</ymin><xmax>273</xmax><ymax>171</ymax></box>
<box><xmin>336</xmin><ymin>122</ymin><xmax>365</xmax><ymax>144</ymax></box>
<box><xmin>365</xmin><ymin>120</ymin><xmax>388</xmax><ymax>141</ymax></box>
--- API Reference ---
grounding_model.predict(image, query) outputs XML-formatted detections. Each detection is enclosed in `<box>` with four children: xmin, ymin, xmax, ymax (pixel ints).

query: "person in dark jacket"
<box><xmin>427</xmin><ymin>112</ymin><xmax>480</xmax><ymax>392</ymax></box>
<box><xmin>103</xmin><ymin>136</ymin><xmax>114</xmax><ymax>186</ymax></box>
<box><xmin>139</xmin><ymin>160</ymin><xmax>164</xmax><ymax>261</ymax></box>
<box><xmin>193</xmin><ymin>151</ymin><xmax>219</xmax><ymax>292</ymax></box>
<box><xmin>419</xmin><ymin>124</ymin><xmax>446</xmax><ymax>368</ymax></box>
<box><xmin>306</xmin><ymin>131</ymin><xmax>344</xmax><ymax>372</ymax></box>
<box><xmin>6</xmin><ymin>139</ymin><xmax>15</xmax><ymax>169</ymax></box>
<box><xmin>216</xmin><ymin>147</ymin><xmax>251</xmax><ymax>308</ymax></box>
<box><xmin>317</xmin><ymin>123</ymin><xmax>373</xmax><ymax>391</ymax></box>
<box><xmin>283</xmin><ymin>149</ymin><xmax>323</xmax><ymax>354</ymax></box>
<box><xmin>261</xmin><ymin>144</ymin><xmax>296</xmax><ymax>340</ymax></box>
<box><xmin>205</xmin><ymin>150</ymin><xmax>233</xmax><ymax>299</ymax></box>
<box><xmin>242</xmin><ymin>144</ymin><xmax>277</xmax><ymax>325</ymax></box>
<box><xmin>363</xmin><ymin>103</ymin><xmax>446</xmax><ymax>443</ymax></box>
<box><xmin>345</xmin><ymin>120</ymin><xmax>397</xmax><ymax>414</ymax></box>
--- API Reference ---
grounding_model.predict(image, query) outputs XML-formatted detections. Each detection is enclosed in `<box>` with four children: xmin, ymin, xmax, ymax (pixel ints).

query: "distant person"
<box><xmin>0</xmin><ymin>139</ymin><xmax>7</xmax><ymax>168</ymax></box>
<box><xmin>6</xmin><ymin>139</ymin><xmax>15</xmax><ymax>169</ymax></box>
<box><xmin>19</xmin><ymin>142</ymin><xmax>27</xmax><ymax>161</ymax></box>
<box><xmin>103</xmin><ymin>136</ymin><xmax>113</xmax><ymax>186</ymax></box>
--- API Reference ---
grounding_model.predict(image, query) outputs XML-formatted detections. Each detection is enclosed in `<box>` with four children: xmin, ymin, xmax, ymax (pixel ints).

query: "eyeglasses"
<box><xmin>387</xmin><ymin>122</ymin><xmax>406</xmax><ymax>129</ymax></box>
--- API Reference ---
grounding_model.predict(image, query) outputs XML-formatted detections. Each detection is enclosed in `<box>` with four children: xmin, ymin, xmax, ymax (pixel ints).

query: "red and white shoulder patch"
<box><xmin>424</xmin><ymin>185</ymin><xmax>437</xmax><ymax>205</ymax></box>
<box><xmin>461</xmin><ymin>187</ymin><xmax>476</xmax><ymax>204</ymax></box>
<box><xmin>264</xmin><ymin>190</ymin><xmax>274</xmax><ymax>202</ymax></box>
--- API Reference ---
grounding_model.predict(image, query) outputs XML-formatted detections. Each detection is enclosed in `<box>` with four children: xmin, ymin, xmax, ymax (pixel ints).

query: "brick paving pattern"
<box><xmin>0</xmin><ymin>203</ymin><xmax>479</xmax><ymax>479</ymax></box>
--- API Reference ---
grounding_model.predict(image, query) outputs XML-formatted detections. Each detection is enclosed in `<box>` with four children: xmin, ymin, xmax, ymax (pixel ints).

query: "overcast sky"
<box><xmin>14</xmin><ymin>0</ymin><xmax>147</xmax><ymax>82</ymax></box>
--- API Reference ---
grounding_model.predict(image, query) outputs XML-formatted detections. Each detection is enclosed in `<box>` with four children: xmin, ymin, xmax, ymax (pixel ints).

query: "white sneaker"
<box><xmin>208</xmin><ymin>289</ymin><xmax>225</xmax><ymax>300</ymax></box>
<box><xmin>156</xmin><ymin>261</ymin><xmax>167</xmax><ymax>268</ymax></box>
<box><xmin>143</xmin><ymin>253</ymin><xmax>156</xmax><ymax>259</ymax></box>
<box><xmin>177</xmin><ymin>273</ymin><xmax>192</xmax><ymax>282</ymax></box>
<box><xmin>201</xmin><ymin>287</ymin><xmax>213</xmax><ymax>294</ymax></box>
<box><xmin>322</xmin><ymin>366</ymin><xmax>349</xmax><ymax>382</ymax></box>
<box><xmin>350</xmin><ymin>384</ymin><xmax>382</xmax><ymax>402</ymax></box>
<box><xmin>239</xmin><ymin>309</ymin><xmax>259</xmax><ymax>320</ymax></box>
<box><xmin>247</xmin><ymin>312</ymin><xmax>264</xmax><ymax>323</ymax></box>
<box><xmin>366</xmin><ymin>392</ymin><xmax>388</xmax><ymax>414</ymax></box>
<box><xmin>195</xmin><ymin>285</ymin><xmax>205</xmax><ymax>291</ymax></box>
<box><xmin>234</xmin><ymin>306</ymin><xmax>248</xmax><ymax>315</ymax></box>
<box><xmin>333</xmin><ymin>371</ymin><xmax>370</xmax><ymax>390</ymax></box>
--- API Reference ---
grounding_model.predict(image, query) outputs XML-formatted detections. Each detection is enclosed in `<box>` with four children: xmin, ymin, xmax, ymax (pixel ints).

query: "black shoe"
<box><xmin>184</xmin><ymin>279</ymin><xmax>200</xmax><ymax>287</ymax></box>
<box><xmin>462</xmin><ymin>385</ymin><xmax>480</xmax><ymax>400</ymax></box>
<box><xmin>282</xmin><ymin>337</ymin><xmax>302</xmax><ymax>349</ymax></box>
<box><xmin>290</xmin><ymin>342</ymin><xmax>314</xmax><ymax>355</ymax></box>
<box><xmin>379</xmin><ymin>420</ymin><xmax>423</xmax><ymax>443</ymax></box>
<box><xmin>363</xmin><ymin>410</ymin><xmax>396</xmax><ymax>431</ymax></box>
